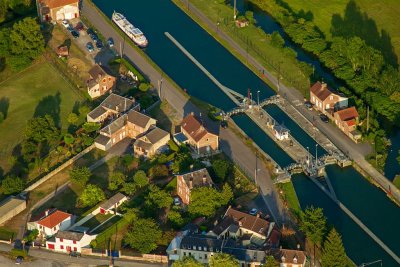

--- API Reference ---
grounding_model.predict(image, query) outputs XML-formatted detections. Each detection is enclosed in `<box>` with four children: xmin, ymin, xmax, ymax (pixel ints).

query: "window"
<box><xmin>73</xmin><ymin>241</ymin><xmax>76</xmax><ymax>244</ymax></box>
<box><xmin>183</xmin><ymin>252</ymin><xmax>186</xmax><ymax>256</ymax></box>
<box><xmin>204</xmin><ymin>254</ymin><xmax>207</xmax><ymax>259</ymax></box>
<box><xmin>60</xmin><ymin>245</ymin><xmax>64</xmax><ymax>249</ymax></box>
<box><xmin>60</xmin><ymin>238</ymin><xmax>63</xmax><ymax>242</ymax></box>
<box><xmin>74</xmin><ymin>247</ymin><xmax>77</xmax><ymax>252</ymax></box>
<box><xmin>330</xmin><ymin>95</ymin><xmax>333</xmax><ymax>100</ymax></box>
<box><xmin>53</xmin><ymin>227</ymin><xmax>56</xmax><ymax>231</ymax></box>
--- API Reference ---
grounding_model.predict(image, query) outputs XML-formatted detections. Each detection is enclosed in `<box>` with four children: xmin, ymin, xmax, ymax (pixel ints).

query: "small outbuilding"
<box><xmin>273</xmin><ymin>124</ymin><xmax>289</xmax><ymax>141</ymax></box>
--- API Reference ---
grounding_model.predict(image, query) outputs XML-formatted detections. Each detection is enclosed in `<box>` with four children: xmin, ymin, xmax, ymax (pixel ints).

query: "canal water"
<box><xmin>384</xmin><ymin>131</ymin><xmax>400</xmax><ymax>181</ymax></box>
<box><xmin>93</xmin><ymin>0</ymin><xmax>400</xmax><ymax>265</ymax></box>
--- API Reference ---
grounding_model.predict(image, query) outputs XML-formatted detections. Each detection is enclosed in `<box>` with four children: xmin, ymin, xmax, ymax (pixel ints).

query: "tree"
<box><xmin>82</xmin><ymin>122</ymin><xmax>101</xmax><ymax>133</ymax></box>
<box><xmin>171</xmin><ymin>151</ymin><xmax>193</xmax><ymax>174</ymax></box>
<box><xmin>67</xmin><ymin>113</ymin><xmax>79</xmax><ymax>125</ymax></box>
<box><xmin>188</xmin><ymin>187</ymin><xmax>224</xmax><ymax>218</ymax></box>
<box><xmin>124</xmin><ymin>218</ymin><xmax>162</xmax><ymax>253</ymax></box>
<box><xmin>0</xmin><ymin>28</ymin><xmax>10</xmax><ymax>58</ymax></box>
<box><xmin>321</xmin><ymin>228</ymin><xmax>349</xmax><ymax>267</ymax></box>
<box><xmin>69</xmin><ymin>167</ymin><xmax>91</xmax><ymax>186</ymax></box>
<box><xmin>64</xmin><ymin>133</ymin><xmax>75</xmax><ymax>145</ymax></box>
<box><xmin>220</xmin><ymin>183</ymin><xmax>233</xmax><ymax>205</ymax></box>
<box><xmin>168</xmin><ymin>140</ymin><xmax>179</xmax><ymax>152</ymax></box>
<box><xmin>209</xmin><ymin>253</ymin><xmax>239</xmax><ymax>267</ymax></box>
<box><xmin>108</xmin><ymin>171</ymin><xmax>127</xmax><ymax>190</ymax></box>
<box><xmin>121</xmin><ymin>182</ymin><xmax>136</xmax><ymax>195</ymax></box>
<box><xmin>270</xmin><ymin>31</ymin><xmax>285</xmax><ymax>48</ymax></box>
<box><xmin>78</xmin><ymin>185</ymin><xmax>105</xmax><ymax>207</ymax></box>
<box><xmin>212</xmin><ymin>159</ymin><xmax>231</xmax><ymax>182</ymax></box>
<box><xmin>145</xmin><ymin>184</ymin><xmax>172</xmax><ymax>209</ymax></box>
<box><xmin>149</xmin><ymin>164</ymin><xmax>169</xmax><ymax>179</ymax></box>
<box><xmin>1</xmin><ymin>176</ymin><xmax>25</xmax><ymax>194</ymax></box>
<box><xmin>24</xmin><ymin>229</ymin><xmax>39</xmax><ymax>242</ymax></box>
<box><xmin>168</xmin><ymin>210</ymin><xmax>185</xmax><ymax>228</ymax></box>
<box><xmin>300</xmin><ymin>206</ymin><xmax>327</xmax><ymax>266</ymax></box>
<box><xmin>244</xmin><ymin>10</ymin><xmax>255</xmax><ymax>24</ymax></box>
<box><xmin>393</xmin><ymin>175</ymin><xmax>400</xmax><ymax>190</ymax></box>
<box><xmin>138</xmin><ymin>82</ymin><xmax>150</xmax><ymax>92</ymax></box>
<box><xmin>264</xmin><ymin>255</ymin><xmax>279</xmax><ymax>267</ymax></box>
<box><xmin>133</xmin><ymin>170</ymin><xmax>148</xmax><ymax>188</ymax></box>
<box><xmin>173</xmin><ymin>256</ymin><xmax>204</xmax><ymax>267</ymax></box>
<box><xmin>0</xmin><ymin>0</ymin><xmax>8</xmax><ymax>24</ymax></box>
<box><xmin>24</xmin><ymin>115</ymin><xmax>59</xmax><ymax>144</ymax></box>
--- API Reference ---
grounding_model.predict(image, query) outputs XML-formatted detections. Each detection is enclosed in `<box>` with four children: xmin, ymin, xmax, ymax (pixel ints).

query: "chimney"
<box><xmin>190</xmin><ymin>164</ymin><xmax>194</xmax><ymax>171</ymax></box>
<box><xmin>190</xmin><ymin>112</ymin><xmax>194</xmax><ymax>116</ymax></box>
<box><xmin>189</xmin><ymin>177</ymin><xmax>193</xmax><ymax>189</ymax></box>
<box><xmin>256</xmin><ymin>213</ymin><xmax>260</xmax><ymax>218</ymax></box>
<box><xmin>45</xmin><ymin>209</ymin><xmax>49</xmax><ymax>216</ymax></box>
<box><xmin>321</xmin><ymin>82</ymin><xmax>327</xmax><ymax>89</ymax></box>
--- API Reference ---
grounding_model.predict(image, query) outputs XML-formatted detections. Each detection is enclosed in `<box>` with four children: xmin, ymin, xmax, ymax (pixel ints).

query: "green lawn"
<box><xmin>279</xmin><ymin>181</ymin><xmax>301</xmax><ymax>217</ymax></box>
<box><xmin>0</xmin><ymin>227</ymin><xmax>16</xmax><ymax>241</ymax></box>
<box><xmin>274</xmin><ymin>0</ymin><xmax>400</xmax><ymax>64</ymax></box>
<box><xmin>0</xmin><ymin>59</ymin><xmax>84</xmax><ymax>171</ymax></box>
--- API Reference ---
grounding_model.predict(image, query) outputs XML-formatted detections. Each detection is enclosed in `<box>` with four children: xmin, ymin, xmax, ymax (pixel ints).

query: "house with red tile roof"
<box><xmin>36</xmin><ymin>0</ymin><xmax>80</xmax><ymax>22</ymax></box>
<box><xmin>310</xmin><ymin>81</ymin><xmax>348</xmax><ymax>115</ymax></box>
<box><xmin>180</xmin><ymin>113</ymin><xmax>219</xmax><ymax>154</ymax></box>
<box><xmin>27</xmin><ymin>209</ymin><xmax>73</xmax><ymax>237</ymax></box>
<box><xmin>334</xmin><ymin>106</ymin><xmax>361</xmax><ymax>143</ymax></box>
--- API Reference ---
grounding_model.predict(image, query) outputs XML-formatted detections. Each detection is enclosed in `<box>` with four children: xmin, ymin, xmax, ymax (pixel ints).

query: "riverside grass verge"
<box><xmin>85</xmin><ymin>0</ymin><xmax>190</xmax><ymax>102</ymax></box>
<box><xmin>172</xmin><ymin>0</ymin><xmax>310</xmax><ymax>96</ymax></box>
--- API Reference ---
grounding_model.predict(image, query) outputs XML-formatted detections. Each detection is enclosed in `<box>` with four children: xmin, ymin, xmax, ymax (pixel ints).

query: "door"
<box><xmin>100</xmin><ymin>208</ymin><xmax>105</xmax><ymax>214</ymax></box>
<box><xmin>48</xmin><ymin>244</ymin><xmax>55</xmax><ymax>249</ymax></box>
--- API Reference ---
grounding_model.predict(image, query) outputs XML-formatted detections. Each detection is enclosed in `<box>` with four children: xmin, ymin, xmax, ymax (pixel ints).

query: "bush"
<box><xmin>10</xmin><ymin>248</ymin><xmax>27</xmax><ymax>259</ymax></box>
<box><xmin>138</xmin><ymin>82</ymin><xmax>150</xmax><ymax>92</ymax></box>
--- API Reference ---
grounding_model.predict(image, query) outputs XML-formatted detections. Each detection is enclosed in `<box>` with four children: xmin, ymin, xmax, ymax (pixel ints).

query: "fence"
<box><xmin>81</xmin><ymin>247</ymin><xmax>167</xmax><ymax>263</ymax></box>
<box><xmin>24</xmin><ymin>144</ymin><xmax>95</xmax><ymax>192</ymax></box>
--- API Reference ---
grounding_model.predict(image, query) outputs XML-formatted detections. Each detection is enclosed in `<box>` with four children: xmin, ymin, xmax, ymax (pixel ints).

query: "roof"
<box><xmin>180</xmin><ymin>235</ymin><xmax>223</xmax><ymax>251</ymax></box>
<box><xmin>178</xmin><ymin>168</ymin><xmax>213</xmax><ymax>189</ymax></box>
<box><xmin>127</xmin><ymin>110</ymin><xmax>155</xmax><ymax>128</ymax></box>
<box><xmin>87</xmin><ymin>94</ymin><xmax>135</xmax><ymax>120</ymax></box>
<box><xmin>181</xmin><ymin>113</ymin><xmax>216</xmax><ymax>142</ymax></box>
<box><xmin>274</xmin><ymin>249</ymin><xmax>306</xmax><ymax>265</ymax></box>
<box><xmin>0</xmin><ymin>196</ymin><xmax>25</xmax><ymax>216</ymax></box>
<box><xmin>95</xmin><ymin>134</ymin><xmax>111</xmax><ymax>146</ymax></box>
<box><xmin>41</xmin><ymin>0</ymin><xmax>78</xmax><ymax>9</ymax></box>
<box><xmin>212</xmin><ymin>207</ymin><xmax>270</xmax><ymax>237</ymax></box>
<box><xmin>143</xmin><ymin>127</ymin><xmax>170</xmax><ymax>144</ymax></box>
<box><xmin>173</xmin><ymin>132</ymin><xmax>188</xmax><ymax>143</ymax></box>
<box><xmin>223</xmin><ymin>247</ymin><xmax>266</xmax><ymax>263</ymax></box>
<box><xmin>30</xmin><ymin>208</ymin><xmax>57</xmax><ymax>222</ymax></box>
<box><xmin>38</xmin><ymin>210</ymin><xmax>71</xmax><ymax>229</ymax></box>
<box><xmin>274</xmin><ymin>124</ymin><xmax>289</xmax><ymax>135</ymax></box>
<box><xmin>100</xmin><ymin>193</ymin><xmax>127</xmax><ymax>210</ymax></box>
<box><xmin>335</xmin><ymin>106</ymin><xmax>359</xmax><ymax>121</ymax></box>
<box><xmin>310</xmin><ymin>81</ymin><xmax>335</xmax><ymax>101</ymax></box>
<box><xmin>89</xmin><ymin>64</ymin><xmax>114</xmax><ymax>79</ymax></box>
<box><xmin>100</xmin><ymin>115</ymin><xmax>126</xmax><ymax>135</ymax></box>
<box><xmin>55</xmin><ymin>231</ymin><xmax>84</xmax><ymax>241</ymax></box>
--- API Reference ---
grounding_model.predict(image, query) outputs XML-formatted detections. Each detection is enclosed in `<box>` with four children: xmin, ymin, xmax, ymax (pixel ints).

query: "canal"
<box><xmin>93</xmin><ymin>0</ymin><xmax>400</xmax><ymax>265</ymax></box>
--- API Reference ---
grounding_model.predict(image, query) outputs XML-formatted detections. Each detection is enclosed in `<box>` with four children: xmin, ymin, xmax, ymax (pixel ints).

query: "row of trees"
<box><xmin>0</xmin><ymin>0</ymin><xmax>33</xmax><ymax>24</ymax></box>
<box><xmin>0</xmin><ymin>17</ymin><xmax>45</xmax><ymax>71</ymax></box>
<box><xmin>300</xmin><ymin>206</ymin><xmax>350</xmax><ymax>266</ymax></box>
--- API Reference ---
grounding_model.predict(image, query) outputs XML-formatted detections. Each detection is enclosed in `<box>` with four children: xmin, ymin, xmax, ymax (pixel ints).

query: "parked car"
<box><xmin>319</xmin><ymin>113</ymin><xmax>329</xmax><ymax>123</ymax></box>
<box><xmin>95</xmin><ymin>40</ymin><xmax>103</xmax><ymax>49</ymax></box>
<box><xmin>86</xmin><ymin>42</ymin><xmax>94</xmax><ymax>52</ymax></box>
<box><xmin>107</xmin><ymin>37</ymin><xmax>114</xmax><ymax>47</ymax></box>
<box><xmin>75</xmin><ymin>22</ymin><xmax>84</xmax><ymax>31</ymax></box>
<box><xmin>249</xmin><ymin>208</ymin><xmax>258</xmax><ymax>216</ymax></box>
<box><xmin>220</xmin><ymin>120</ymin><xmax>228</xmax><ymax>129</ymax></box>
<box><xmin>61</xmin><ymin>19</ymin><xmax>69</xmax><ymax>28</ymax></box>
<box><xmin>15</xmin><ymin>256</ymin><xmax>23</xmax><ymax>264</ymax></box>
<box><xmin>304</xmin><ymin>101</ymin><xmax>313</xmax><ymax>110</ymax></box>
<box><xmin>173</xmin><ymin>197</ymin><xmax>181</xmax><ymax>206</ymax></box>
<box><xmin>69</xmin><ymin>251</ymin><xmax>81</xmax><ymax>257</ymax></box>
<box><xmin>71</xmin><ymin>30</ymin><xmax>80</xmax><ymax>39</ymax></box>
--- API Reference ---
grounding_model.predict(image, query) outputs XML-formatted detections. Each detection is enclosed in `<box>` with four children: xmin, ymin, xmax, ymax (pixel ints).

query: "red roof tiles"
<box><xmin>310</xmin><ymin>81</ymin><xmax>335</xmax><ymax>101</ymax></box>
<box><xmin>181</xmin><ymin>114</ymin><xmax>215</xmax><ymax>142</ymax></box>
<box><xmin>336</xmin><ymin>106</ymin><xmax>359</xmax><ymax>121</ymax></box>
<box><xmin>41</xmin><ymin>0</ymin><xmax>79</xmax><ymax>9</ymax></box>
<box><xmin>38</xmin><ymin>210</ymin><xmax>71</xmax><ymax>229</ymax></box>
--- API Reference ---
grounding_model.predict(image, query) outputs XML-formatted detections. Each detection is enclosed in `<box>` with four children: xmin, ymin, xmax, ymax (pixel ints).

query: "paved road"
<box><xmin>81</xmin><ymin>0</ymin><xmax>286</xmax><ymax>224</ymax></box>
<box><xmin>0</xmin><ymin>243</ymin><xmax>161</xmax><ymax>267</ymax></box>
<box><xmin>180</xmin><ymin>0</ymin><xmax>400</xmax><ymax>204</ymax></box>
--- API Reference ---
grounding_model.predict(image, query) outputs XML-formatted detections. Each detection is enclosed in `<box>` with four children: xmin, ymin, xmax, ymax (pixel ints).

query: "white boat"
<box><xmin>112</xmin><ymin>11</ymin><xmax>148</xmax><ymax>48</ymax></box>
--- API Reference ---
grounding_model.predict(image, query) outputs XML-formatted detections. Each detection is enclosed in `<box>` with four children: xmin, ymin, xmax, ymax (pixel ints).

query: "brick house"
<box><xmin>27</xmin><ymin>209</ymin><xmax>73</xmax><ymax>238</ymax></box>
<box><xmin>334</xmin><ymin>106</ymin><xmax>361</xmax><ymax>143</ymax></box>
<box><xmin>274</xmin><ymin>249</ymin><xmax>306</xmax><ymax>267</ymax></box>
<box><xmin>134</xmin><ymin>127</ymin><xmax>171</xmax><ymax>158</ymax></box>
<box><xmin>310</xmin><ymin>82</ymin><xmax>348</xmax><ymax>115</ymax></box>
<box><xmin>46</xmin><ymin>230</ymin><xmax>96</xmax><ymax>253</ymax></box>
<box><xmin>180</xmin><ymin>113</ymin><xmax>219</xmax><ymax>154</ymax></box>
<box><xmin>94</xmin><ymin>109</ymin><xmax>156</xmax><ymax>151</ymax></box>
<box><xmin>86</xmin><ymin>94</ymin><xmax>139</xmax><ymax>123</ymax></box>
<box><xmin>87</xmin><ymin>65</ymin><xmax>117</xmax><ymax>99</ymax></box>
<box><xmin>176</xmin><ymin>168</ymin><xmax>213</xmax><ymax>205</ymax></box>
<box><xmin>36</xmin><ymin>0</ymin><xmax>80</xmax><ymax>22</ymax></box>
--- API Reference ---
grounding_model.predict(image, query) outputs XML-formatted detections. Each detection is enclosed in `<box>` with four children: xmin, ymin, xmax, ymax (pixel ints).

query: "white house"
<box><xmin>97</xmin><ymin>193</ymin><xmax>128</xmax><ymax>215</ymax></box>
<box><xmin>46</xmin><ymin>230</ymin><xmax>96</xmax><ymax>253</ymax></box>
<box><xmin>273</xmin><ymin>125</ymin><xmax>289</xmax><ymax>141</ymax></box>
<box><xmin>27</xmin><ymin>209</ymin><xmax>73</xmax><ymax>238</ymax></box>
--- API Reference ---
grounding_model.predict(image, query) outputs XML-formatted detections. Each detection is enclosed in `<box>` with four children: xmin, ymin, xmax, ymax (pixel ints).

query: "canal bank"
<box><xmin>89</xmin><ymin>0</ymin><xmax>399</xmax><ymax>265</ymax></box>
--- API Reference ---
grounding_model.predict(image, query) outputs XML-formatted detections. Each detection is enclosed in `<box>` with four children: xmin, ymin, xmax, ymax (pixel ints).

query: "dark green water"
<box><xmin>93</xmin><ymin>0</ymin><xmax>400</xmax><ymax>265</ymax></box>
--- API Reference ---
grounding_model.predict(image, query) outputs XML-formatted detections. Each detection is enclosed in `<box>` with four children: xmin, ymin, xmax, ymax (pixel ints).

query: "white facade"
<box><xmin>47</xmin><ymin>234</ymin><xmax>96</xmax><ymax>253</ymax></box>
<box><xmin>39</xmin><ymin>217</ymin><xmax>72</xmax><ymax>237</ymax></box>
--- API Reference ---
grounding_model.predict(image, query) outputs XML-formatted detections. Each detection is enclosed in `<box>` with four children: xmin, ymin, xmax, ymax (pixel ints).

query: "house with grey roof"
<box><xmin>87</xmin><ymin>93</ymin><xmax>139</xmax><ymax>123</ymax></box>
<box><xmin>176</xmin><ymin>168</ymin><xmax>213</xmax><ymax>205</ymax></box>
<box><xmin>94</xmin><ymin>109</ymin><xmax>157</xmax><ymax>151</ymax></box>
<box><xmin>133</xmin><ymin>127</ymin><xmax>170</xmax><ymax>158</ymax></box>
<box><xmin>97</xmin><ymin>193</ymin><xmax>128</xmax><ymax>215</ymax></box>
<box><xmin>46</xmin><ymin>230</ymin><xmax>96</xmax><ymax>253</ymax></box>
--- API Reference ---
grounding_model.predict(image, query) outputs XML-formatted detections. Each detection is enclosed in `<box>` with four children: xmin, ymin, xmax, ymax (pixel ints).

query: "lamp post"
<box><xmin>315</xmin><ymin>144</ymin><xmax>318</xmax><ymax>167</ymax></box>
<box><xmin>306</xmin><ymin>147</ymin><xmax>310</xmax><ymax>167</ymax></box>
<box><xmin>257</xmin><ymin>90</ymin><xmax>260</xmax><ymax>107</ymax></box>
<box><xmin>250</xmin><ymin>92</ymin><xmax>253</xmax><ymax>106</ymax></box>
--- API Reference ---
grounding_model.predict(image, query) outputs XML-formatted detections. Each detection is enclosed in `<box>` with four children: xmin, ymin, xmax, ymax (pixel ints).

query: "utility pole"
<box><xmin>307</xmin><ymin>147</ymin><xmax>310</xmax><ymax>167</ymax></box>
<box><xmin>367</xmin><ymin>105</ymin><xmax>370</xmax><ymax>132</ymax></box>
<box><xmin>233</xmin><ymin>0</ymin><xmax>237</xmax><ymax>20</ymax></box>
<box><xmin>315</xmin><ymin>144</ymin><xmax>318</xmax><ymax>167</ymax></box>
<box><xmin>108</xmin><ymin>238</ymin><xmax>113</xmax><ymax>267</ymax></box>
<box><xmin>254</xmin><ymin>152</ymin><xmax>258</xmax><ymax>185</ymax></box>
<box><xmin>257</xmin><ymin>90</ymin><xmax>260</xmax><ymax>107</ymax></box>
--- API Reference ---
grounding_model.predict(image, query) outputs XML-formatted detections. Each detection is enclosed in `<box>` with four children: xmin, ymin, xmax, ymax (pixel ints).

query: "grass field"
<box><xmin>0</xmin><ymin>59</ymin><xmax>84</xmax><ymax>172</ymax></box>
<box><xmin>280</xmin><ymin>0</ymin><xmax>400</xmax><ymax>64</ymax></box>
<box><xmin>82</xmin><ymin>213</ymin><xmax>113</xmax><ymax>230</ymax></box>
<box><xmin>279</xmin><ymin>181</ymin><xmax>301</xmax><ymax>216</ymax></box>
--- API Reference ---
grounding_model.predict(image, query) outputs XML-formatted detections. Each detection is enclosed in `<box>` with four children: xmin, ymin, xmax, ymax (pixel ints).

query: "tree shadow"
<box><xmin>33</xmin><ymin>92</ymin><xmax>62</xmax><ymax>127</ymax></box>
<box><xmin>0</xmin><ymin>57</ymin><xmax>6</xmax><ymax>72</ymax></box>
<box><xmin>0</xmin><ymin>97</ymin><xmax>9</xmax><ymax>119</ymax></box>
<box><xmin>330</xmin><ymin>0</ymin><xmax>398</xmax><ymax>67</ymax></box>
